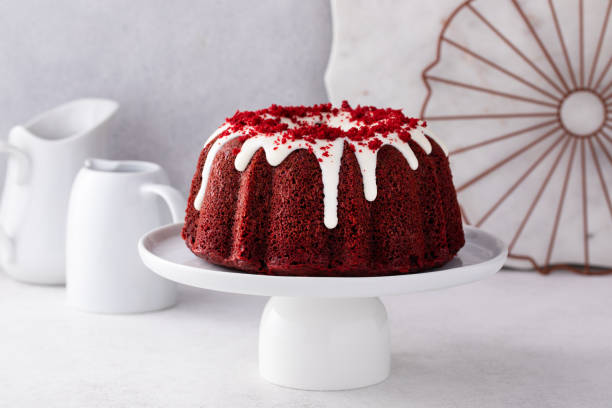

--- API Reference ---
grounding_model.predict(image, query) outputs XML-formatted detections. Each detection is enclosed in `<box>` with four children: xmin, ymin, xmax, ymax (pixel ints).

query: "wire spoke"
<box><xmin>549</xmin><ymin>0</ymin><xmax>578</xmax><ymax>88</ymax></box>
<box><xmin>588</xmin><ymin>137</ymin><xmax>612</xmax><ymax>222</ymax></box>
<box><xmin>477</xmin><ymin>134</ymin><xmax>566</xmax><ymax>227</ymax></box>
<box><xmin>457</xmin><ymin>126</ymin><xmax>561</xmax><ymax>192</ymax></box>
<box><xmin>441</xmin><ymin>37</ymin><xmax>562</xmax><ymax>102</ymax></box>
<box><xmin>545</xmin><ymin>139</ymin><xmax>578</xmax><ymax>265</ymax></box>
<box><xmin>466</xmin><ymin>4</ymin><xmax>566</xmax><ymax>98</ymax></box>
<box><xmin>459</xmin><ymin>205</ymin><xmax>472</xmax><ymax>225</ymax></box>
<box><xmin>512</xmin><ymin>0</ymin><xmax>571</xmax><ymax>92</ymax></box>
<box><xmin>451</xmin><ymin>120</ymin><xmax>557</xmax><ymax>155</ymax></box>
<box><xmin>508</xmin><ymin>136</ymin><xmax>571</xmax><ymax>250</ymax></box>
<box><xmin>579</xmin><ymin>0</ymin><xmax>585</xmax><ymax>87</ymax></box>
<box><xmin>595</xmin><ymin>133</ymin><xmax>612</xmax><ymax>165</ymax></box>
<box><xmin>601</xmin><ymin>128</ymin><xmax>612</xmax><ymax>144</ymax></box>
<box><xmin>580</xmin><ymin>139</ymin><xmax>590</xmax><ymax>272</ymax></box>
<box><xmin>426</xmin><ymin>112</ymin><xmax>557</xmax><ymax>121</ymax></box>
<box><xmin>426</xmin><ymin>76</ymin><xmax>558</xmax><ymax>108</ymax></box>
<box><xmin>594</xmin><ymin>54</ymin><xmax>612</xmax><ymax>91</ymax></box>
<box><xmin>588</xmin><ymin>0</ymin><xmax>612</xmax><ymax>87</ymax></box>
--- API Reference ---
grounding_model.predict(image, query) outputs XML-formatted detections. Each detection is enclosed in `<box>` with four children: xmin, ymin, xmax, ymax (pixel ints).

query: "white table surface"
<box><xmin>1</xmin><ymin>270</ymin><xmax>611</xmax><ymax>408</ymax></box>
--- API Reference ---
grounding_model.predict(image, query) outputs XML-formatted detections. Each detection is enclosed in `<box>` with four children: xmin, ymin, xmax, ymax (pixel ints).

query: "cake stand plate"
<box><xmin>138</xmin><ymin>224</ymin><xmax>507</xmax><ymax>390</ymax></box>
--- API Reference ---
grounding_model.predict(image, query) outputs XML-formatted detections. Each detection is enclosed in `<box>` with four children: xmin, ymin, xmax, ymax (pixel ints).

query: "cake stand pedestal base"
<box><xmin>259</xmin><ymin>296</ymin><xmax>389</xmax><ymax>390</ymax></box>
<box><xmin>139</xmin><ymin>224</ymin><xmax>507</xmax><ymax>391</ymax></box>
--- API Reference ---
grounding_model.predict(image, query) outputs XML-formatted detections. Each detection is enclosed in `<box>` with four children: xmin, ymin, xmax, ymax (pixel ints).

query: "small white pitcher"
<box><xmin>0</xmin><ymin>98</ymin><xmax>118</xmax><ymax>284</ymax></box>
<box><xmin>66</xmin><ymin>159</ymin><xmax>185</xmax><ymax>314</ymax></box>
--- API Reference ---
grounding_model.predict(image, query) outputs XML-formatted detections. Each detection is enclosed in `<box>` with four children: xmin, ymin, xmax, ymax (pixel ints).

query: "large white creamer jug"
<box><xmin>66</xmin><ymin>159</ymin><xmax>185</xmax><ymax>313</ymax></box>
<box><xmin>0</xmin><ymin>98</ymin><xmax>118</xmax><ymax>284</ymax></box>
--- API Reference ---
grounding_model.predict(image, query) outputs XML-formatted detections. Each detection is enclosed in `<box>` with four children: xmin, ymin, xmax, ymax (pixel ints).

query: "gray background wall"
<box><xmin>0</xmin><ymin>0</ymin><xmax>332</xmax><ymax>193</ymax></box>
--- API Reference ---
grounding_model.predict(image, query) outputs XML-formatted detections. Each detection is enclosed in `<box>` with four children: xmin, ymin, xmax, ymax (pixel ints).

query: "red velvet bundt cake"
<box><xmin>182</xmin><ymin>102</ymin><xmax>464</xmax><ymax>276</ymax></box>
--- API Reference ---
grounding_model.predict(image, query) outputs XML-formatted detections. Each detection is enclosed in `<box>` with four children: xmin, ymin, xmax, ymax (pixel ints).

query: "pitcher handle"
<box><xmin>0</xmin><ymin>141</ymin><xmax>29</xmax><ymax>185</ymax></box>
<box><xmin>0</xmin><ymin>141</ymin><xmax>30</xmax><ymax>264</ymax></box>
<box><xmin>141</xmin><ymin>183</ymin><xmax>186</xmax><ymax>223</ymax></box>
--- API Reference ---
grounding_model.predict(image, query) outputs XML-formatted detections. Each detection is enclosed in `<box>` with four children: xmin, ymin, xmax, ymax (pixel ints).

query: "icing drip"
<box><xmin>193</xmin><ymin>104</ymin><xmax>448</xmax><ymax>229</ymax></box>
<box><xmin>193</xmin><ymin>124</ymin><xmax>231</xmax><ymax>211</ymax></box>
<box><xmin>235</xmin><ymin>137</ymin><xmax>344</xmax><ymax>228</ymax></box>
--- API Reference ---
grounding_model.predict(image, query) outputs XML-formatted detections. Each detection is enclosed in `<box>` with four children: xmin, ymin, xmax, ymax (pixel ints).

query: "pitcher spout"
<box><xmin>22</xmin><ymin>98</ymin><xmax>119</xmax><ymax>143</ymax></box>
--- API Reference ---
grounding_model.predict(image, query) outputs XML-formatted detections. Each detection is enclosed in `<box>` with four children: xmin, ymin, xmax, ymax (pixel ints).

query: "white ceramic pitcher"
<box><xmin>66</xmin><ymin>159</ymin><xmax>186</xmax><ymax>313</ymax></box>
<box><xmin>0</xmin><ymin>98</ymin><xmax>118</xmax><ymax>284</ymax></box>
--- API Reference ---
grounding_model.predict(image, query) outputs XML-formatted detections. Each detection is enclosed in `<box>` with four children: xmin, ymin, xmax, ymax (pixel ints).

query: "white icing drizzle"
<box><xmin>193</xmin><ymin>110</ymin><xmax>448</xmax><ymax>229</ymax></box>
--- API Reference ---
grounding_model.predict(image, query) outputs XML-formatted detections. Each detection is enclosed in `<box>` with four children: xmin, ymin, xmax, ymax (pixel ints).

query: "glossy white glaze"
<box><xmin>193</xmin><ymin>111</ymin><xmax>448</xmax><ymax>229</ymax></box>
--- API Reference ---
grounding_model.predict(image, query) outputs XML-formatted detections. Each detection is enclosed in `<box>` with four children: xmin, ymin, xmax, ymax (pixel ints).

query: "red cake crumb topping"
<box><xmin>367</xmin><ymin>139</ymin><xmax>383</xmax><ymax>151</ymax></box>
<box><xmin>219</xmin><ymin>101</ymin><xmax>426</xmax><ymax>154</ymax></box>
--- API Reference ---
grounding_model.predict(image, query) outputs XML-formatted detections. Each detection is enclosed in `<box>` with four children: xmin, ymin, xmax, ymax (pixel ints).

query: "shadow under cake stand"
<box><xmin>138</xmin><ymin>224</ymin><xmax>507</xmax><ymax>390</ymax></box>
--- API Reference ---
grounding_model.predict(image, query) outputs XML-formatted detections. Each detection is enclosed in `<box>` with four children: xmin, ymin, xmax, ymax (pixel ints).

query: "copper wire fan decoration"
<box><xmin>420</xmin><ymin>0</ymin><xmax>612</xmax><ymax>275</ymax></box>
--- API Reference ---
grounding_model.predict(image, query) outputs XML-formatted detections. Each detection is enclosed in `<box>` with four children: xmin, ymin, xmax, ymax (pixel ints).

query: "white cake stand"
<box><xmin>138</xmin><ymin>224</ymin><xmax>507</xmax><ymax>390</ymax></box>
